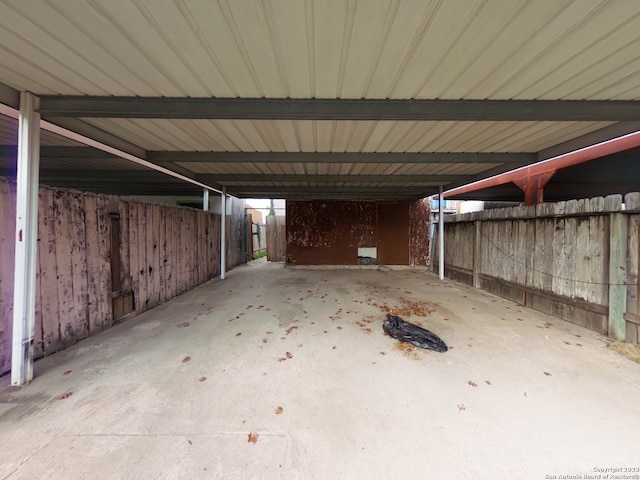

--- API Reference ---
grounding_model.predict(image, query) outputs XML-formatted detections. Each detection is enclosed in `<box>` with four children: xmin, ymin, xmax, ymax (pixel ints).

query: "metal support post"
<box><xmin>203</xmin><ymin>189</ymin><xmax>209</xmax><ymax>211</ymax></box>
<box><xmin>220</xmin><ymin>187</ymin><xmax>226</xmax><ymax>280</ymax></box>
<box><xmin>439</xmin><ymin>186</ymin><xmax>445</xmax><ymax>280</ymax></box>
<box><xmin>11</xmin><ymin>92</ymin><xmax>40</xmax><ymax>386</ymax></box>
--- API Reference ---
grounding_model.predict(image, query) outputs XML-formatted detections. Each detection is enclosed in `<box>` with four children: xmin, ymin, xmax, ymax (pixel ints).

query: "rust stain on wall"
<box><xmin>287</xmin><ymin>200</ymin><xmax>430</xmax><ymax>266</ymax></box>
<box><xmin>409</xmin><ymin>198</ymin><xmax>431</xmax><ymax>266</ymax></box>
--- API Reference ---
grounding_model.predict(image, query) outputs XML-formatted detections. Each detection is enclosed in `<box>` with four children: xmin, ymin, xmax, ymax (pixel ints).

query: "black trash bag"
<box><xmin>383</xmin><ymin>314</ymin><xmax>448</xmax><ymax>353</ymax></box>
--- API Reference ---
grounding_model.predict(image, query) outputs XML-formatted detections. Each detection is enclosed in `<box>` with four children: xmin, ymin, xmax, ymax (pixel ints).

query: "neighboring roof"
<box><xmin>1</xmin><ymin>1</ymin><xmax>640</xmax><ymax>199</ymax></box>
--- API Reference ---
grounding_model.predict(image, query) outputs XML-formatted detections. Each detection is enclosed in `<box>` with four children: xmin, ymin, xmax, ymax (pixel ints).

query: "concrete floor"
<box><xmin>1</xmin><ymin>259</ymin><xmax>640</xmax><ymax>480</ymax></box>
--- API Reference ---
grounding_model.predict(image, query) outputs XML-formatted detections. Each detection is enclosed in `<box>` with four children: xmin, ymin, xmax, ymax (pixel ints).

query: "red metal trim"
<box><xmin>444</xmin><ymin>130</ymin><xmax>640</xmax><ymax>198</ymax></box>
<box><xmin>513</xmin><ymin>170</ymin><xmax>556</xmax><ymax>206</ymax></box>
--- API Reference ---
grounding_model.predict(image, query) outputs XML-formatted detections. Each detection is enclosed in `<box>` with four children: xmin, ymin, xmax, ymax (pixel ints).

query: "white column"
<box><xmin>220</xmin><ymin>187</ymin><xmax>226</xmax><ymax>280</ymax></box>
<box><xmin>12</xmin><ymin>92</ymin><xmax>40</xmax><ymax>386</ymax></box>
<box><xmin>202</xmin><ymin>189</ymin><xmax>209</xmax><ymax>211</ymax></box>
<box><xmin>439</xmin><ymin>186</ymin><xmax>445</xmax><ymax>280</ymax></box>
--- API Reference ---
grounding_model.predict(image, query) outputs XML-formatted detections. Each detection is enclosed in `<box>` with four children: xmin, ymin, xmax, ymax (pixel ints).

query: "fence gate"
<box><xmin>266</xmin><ymin>215</ymin><xmax>286</xmax><ymax>262</ymax></box>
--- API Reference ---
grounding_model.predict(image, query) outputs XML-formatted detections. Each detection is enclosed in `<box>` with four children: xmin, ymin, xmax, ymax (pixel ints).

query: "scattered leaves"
<box><xmin>606</xmin><ymin>341</ymin><xmax>640</xmax><ymax>364</ymax></box>
<box><xmin>198</xmin><ymin>377</ymin><xmax>207</xmax><ymax>382</ymax></box>
<box><xmin>286</xmin><ymin>352</ymin><xmax>293</xmax><ymax>359</ymax></box>
<box><xmin>543</xmin><ymin>371</ymin><xmax>552</xmax><ymax>376</ymax></box>
<box><xmin>285</xmin><ymin>326</ymin><xmax>298</xmax><ymax>335</ymax></box>
<box><xmin>235</xmin><ymin>332</ymin><xmax>242</xmax><ymax>337</ymax></box>
<box><xmin>457</xmin><ymin>404</ymin><xmax>466</xmax><ymax>412</ymax></box>
<box><xmin>484</xmin><ymin>380</ymin><xmax>492</xmax><ymax>386</ymax></box>
<box><xmin>57</xmin><ymin>392</ymin><xmax>73</xmax><ymax>400</ymax></box>
<box><xmin>275</xmin><ymin>406</ymin><xmax>283</xmax><ymax>415</ymax></box>
<box><xmin>248</xmin><ymin>432</ymin><xmax>259</xmax><ymax>444</ymax></box>
<box><xmin>468</xmin><ymin>381</ymin><xmax>478</xmax><ymax>387</ymax></box>
<box><xmin>394</xmin><ymin>341</ymin><xmax>420</xmax><ymax>359</ymax></box>
<box><xmin>182</xmin><ymin>356</ymin><xmax>191</xmax><ymax>363</ymax></box>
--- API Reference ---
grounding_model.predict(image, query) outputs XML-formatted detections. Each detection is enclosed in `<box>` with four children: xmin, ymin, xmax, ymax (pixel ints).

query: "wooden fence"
<box><xmin>0</xmin><ymin>180</ymin><xmax>244</xmax><ymax>375</ymax></box>
<box><xmin>266</xmin><ymin>215</ymin><xmax>286</xmax><ymax>262</ymax></box>
<box><xmin>433</xmin><ymin>194</ymin><xmax>640</xmax><ymax>344</ymax></box>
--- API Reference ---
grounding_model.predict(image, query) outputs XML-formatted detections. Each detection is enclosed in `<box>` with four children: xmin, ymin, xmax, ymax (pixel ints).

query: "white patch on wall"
<box><xmin>358</xmin><ymin>247</ymin><xmax>377</xmax><ymax>265</ymax></box>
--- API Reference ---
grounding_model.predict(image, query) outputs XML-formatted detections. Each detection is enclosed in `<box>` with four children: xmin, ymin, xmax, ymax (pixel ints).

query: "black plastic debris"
<box><xmin>383</xmin><ymin>314</ymin><xmax>448</xmax><ymax>353</ymax></box>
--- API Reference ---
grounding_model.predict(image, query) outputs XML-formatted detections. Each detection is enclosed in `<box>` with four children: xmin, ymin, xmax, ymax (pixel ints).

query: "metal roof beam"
<box><xmin>148</xmin><ymin>151</ymin><xmax>533</xmax><ymax>164</ymax></box>
<box><xmin>228</xmin><ymin>186</ymin><xmax>431</xmax><ymax>194</ymax></box>
<box><xmin>235</xmin><ymin>192</ymin><xmax>425</xmax><ymax>200</ymax></box>
<box><xmin>0</xmin><ymin>145</ymin><xmax>118</xmax><ymax>158</ymax></box>
<box><xmin>197</xmin><ymin>174</ymin><xmax>473</xmax><ymax>184</ymax></box>
<box><xmin>0</xmin><ymin>82</ymin><xmax>19</xmax><ymax>109</ymax></box>
<box><xmin>537</xmin><ymin>121</ymin><xmax>640</xmax><ymax>160</ymax></box>
<box><xmin>38</xmin><ymin>97</ymin><xmax>640</xmax><ymax>121</ymax></box>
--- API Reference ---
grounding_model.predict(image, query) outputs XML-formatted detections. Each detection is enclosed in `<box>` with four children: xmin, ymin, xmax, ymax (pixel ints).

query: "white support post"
<box><xmin>439</xmin><ymin>186</ymin><xmax>445</xmax><ymax>280</ymax></box>
<box><xmin>202</xmin><ymin>189</ymin><xmax>209</xmax><ymax>211</ymax></box>
<box><xmin>220</xmin><ymin>187</ymin><xmax>226</xmax><ymax>280</ymax></box>
<box><xmin>11</xmin><ymin>92</ymin><xmax>40</xmax><ymax>386</ymax></box>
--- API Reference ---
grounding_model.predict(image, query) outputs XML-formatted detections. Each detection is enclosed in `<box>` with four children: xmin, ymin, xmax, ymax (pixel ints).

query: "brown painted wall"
<box><xmin>0</xmin><ymin>179</ymin><xmax>245</xmax><ymax>375</ymax></box>
<box><xmin>286</xmin><ymin>200</ymin><xmax>430</xmax><ymax>266</ymax></box>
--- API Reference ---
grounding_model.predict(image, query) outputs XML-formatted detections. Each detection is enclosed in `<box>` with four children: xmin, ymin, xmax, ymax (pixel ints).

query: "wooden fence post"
<box><xmin>608</xmin><ymin>212</ymin><xmax>627</xmax><ymax>341</ymax></box>
<box><xmin>473</xmin><ymin>220</ymin><xmax>481</xmax><ymax>289</ymax></box>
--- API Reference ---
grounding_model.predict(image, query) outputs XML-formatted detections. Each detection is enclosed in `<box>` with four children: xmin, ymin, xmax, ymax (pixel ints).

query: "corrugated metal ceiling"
<box><xmin>1</xmin><ymin>0</ymin><xmax>639</xmax><ymax>100</ymax></box>
<box><xmin>80</xmin><ymin>119</ymin><xmax>615</xmax><ymax>153</ymax></box>
<box><xmin>0</xmin><ymin>1</ymin><xmax>639</xmax><ymax>199</ymax></box>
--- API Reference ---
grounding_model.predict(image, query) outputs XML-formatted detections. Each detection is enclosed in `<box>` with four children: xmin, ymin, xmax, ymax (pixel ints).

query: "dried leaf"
<box><xmin>457</xmin><ymin>404</ymin><xmax>466</xmax><ymax>412</ymax></box>
<box><xmin>468</xmin><ymin>381</ymin><xmax>478</xmax><ymax>387</ymax></box>
<box><xmin>57</xmin><ymin>392</ymin><xmax>73</xmax><ymax>400</ymax></box>
<box><xmin>62</xmin><ymin>370</ymin><xmax>72</xmax><ymax>376</ymax></box>
<box><xmin>543</xmin><ymin>371</ymin><xmax>552</xmax><ymax>376</ymax></box>
<box><xmin>286</xmin><ymin>352</ymin><xmax>293</xmax><ymax>359</ymax></box>
<box><xmin>198</xmin><ymin>377</ymin><xmax>207</xmax><ymax>382</ymax></box>
<box><xmin>275</xmin><ymin>406</ymin><xmax>283</xmax><ymax>415</ymax></box>
<box><xmin>285</xmin><ymin>326</ymin><xmax>298</xmax><ymax>335</ymax></box>
<box><xmin>182</xmin><ymin>356</ymin><xmax>191</xmax><ymax>363</ymax></box>
<box><xmin>248</xmin><ymin>432</ymin><xmax>259</xmax><ymax>444</ymax></box>
<box><xmin>188</xmin><ymin>440</ymin><xmax>193</xmax><ymax>445</ymax></box>
<box><xmin>235</xmin><ymin>332</ymin><xmax>242</xmax><ymax>337</ymax></box>
<box><xmin>484</xmin><ymin>380</ymin><xmax>492</xmax><ymax>386</ymax></box>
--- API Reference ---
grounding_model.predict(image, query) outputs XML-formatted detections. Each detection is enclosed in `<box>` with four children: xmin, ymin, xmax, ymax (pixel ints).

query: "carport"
<box><xmin>1</xmin><ymin>2</ymin><xmax>640</xmax><ymax>476</ymax></box>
